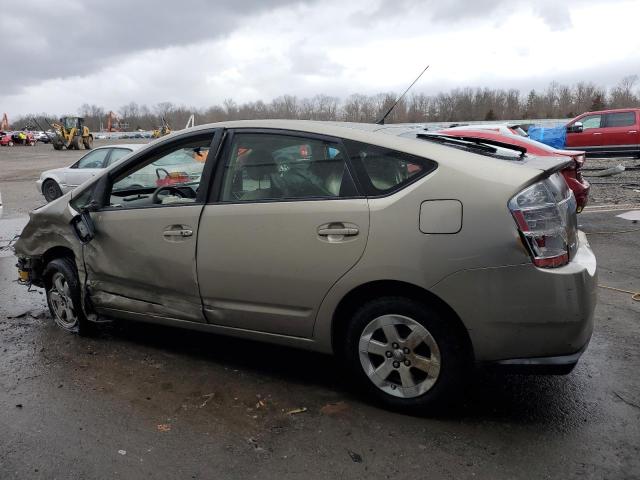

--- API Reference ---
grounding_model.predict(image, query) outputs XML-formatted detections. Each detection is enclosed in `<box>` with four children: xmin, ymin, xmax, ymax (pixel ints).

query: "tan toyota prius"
<box><xmin>15</xmin><ymin>120</ymin><xmax>597</xmax><ymax>412</ymax></box>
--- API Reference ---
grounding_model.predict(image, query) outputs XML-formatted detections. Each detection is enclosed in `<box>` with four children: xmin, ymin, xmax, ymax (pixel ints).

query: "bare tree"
<box><xmin>610</xmin><ymin>75</ymin><xmax>639</xmax><ymax>108</ymax></box>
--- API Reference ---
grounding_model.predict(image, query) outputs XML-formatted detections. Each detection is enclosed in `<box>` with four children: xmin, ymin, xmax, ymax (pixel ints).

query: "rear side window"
<box><xmin>605</xmin><ymin>112</ymin><xmax>636</xmax><ymax>127</ymax></box>
<box><xmin>343</xmin><ymin>139</ymin><xmax>436</xmax><ymax>196</ymax></box>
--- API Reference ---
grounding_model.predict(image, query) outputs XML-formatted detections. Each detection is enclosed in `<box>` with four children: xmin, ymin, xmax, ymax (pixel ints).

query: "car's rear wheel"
<box><xmin>42</xmin><ymin>179</ymin><xmax>62</xmax><ymax>202</ymax></box>
<box><xmin>44</xmin><ymin>258</ymin><xmax>94</xmax><ymax>336</ymax></box>
<box><xmin>343</xmin><ymin>296</ymin><xmax>468</xmax><ymax>413</ymax></box>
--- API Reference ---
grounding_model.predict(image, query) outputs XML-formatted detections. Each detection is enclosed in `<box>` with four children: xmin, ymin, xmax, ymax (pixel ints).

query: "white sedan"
<box><xmin>37</xmin><ymin>144</ymin><xmax>144</xmax><ymax>202</ymax></box>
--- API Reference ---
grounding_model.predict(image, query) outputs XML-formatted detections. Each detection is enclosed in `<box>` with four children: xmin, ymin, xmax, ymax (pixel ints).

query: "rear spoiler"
<box><xmin>518</xmin><ymin>156</ymin><xmax>573</xmax><ymax>174</ymax></box>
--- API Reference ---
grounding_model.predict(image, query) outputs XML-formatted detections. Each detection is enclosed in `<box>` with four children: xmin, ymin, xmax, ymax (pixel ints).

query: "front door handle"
<box><xmin>163</xmin><ymin>226</ymin><xmax>193</xmax><ymax>237</ymax></box>
<box><xmin>628</xmin><ymin>130</ymin><xmax>638</xmax><ymax>134</ymax></box>
<box><xmin>318</xmin><ymin>227</ymin><xmax>359</xmax><ymax>236</ymax></box>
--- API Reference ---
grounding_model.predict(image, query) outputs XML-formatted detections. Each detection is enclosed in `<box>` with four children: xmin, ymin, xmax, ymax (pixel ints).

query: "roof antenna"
<box><xmin>376</xmin><ymin>65</ymin><xmax>430</xmax><ymax>125</ymax></box>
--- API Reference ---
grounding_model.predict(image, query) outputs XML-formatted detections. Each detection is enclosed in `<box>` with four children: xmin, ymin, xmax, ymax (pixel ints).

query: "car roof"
<box><xmin>93</xmin><ymin>143</ymin><xmax>145</xmax><ymax>151</ymax></box>
<box><xmin>578</xmin><ymin>108</ymin><xmax>640</xmax><ymax>115</ymax></box>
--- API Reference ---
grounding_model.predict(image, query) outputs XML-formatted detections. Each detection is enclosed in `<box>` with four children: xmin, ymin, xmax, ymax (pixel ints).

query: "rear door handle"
<box><xmin>318</xmin><ymin>227</ymin><xmax>359</xmax><ymax>236</ymax></box>
<box><xmin>628</xmin><ymin>130</ymin><xmax>637</xmax><ymax>133</ymax></box>
<box><xmin>592</xmin><ymin>132</ymin><xmax>602</xmax><ymax>135</ymax></box>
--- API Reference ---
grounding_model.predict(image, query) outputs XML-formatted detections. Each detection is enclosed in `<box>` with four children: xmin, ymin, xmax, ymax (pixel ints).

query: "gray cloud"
<box><xmin>0</xmin><ymin>0</ymin><xmax>307</xmax><ymax>94</ymax></box>
<box><xmin>358</xmin><ymin>0</ymin><xmax>612</xmax><ymax>30</ymax></box>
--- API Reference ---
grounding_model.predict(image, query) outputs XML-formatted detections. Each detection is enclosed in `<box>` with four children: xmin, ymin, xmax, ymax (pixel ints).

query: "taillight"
<box><xmin>509</xmin><ymin>174</ymin><xmax>578</xmax><ymax>268</ymax></box>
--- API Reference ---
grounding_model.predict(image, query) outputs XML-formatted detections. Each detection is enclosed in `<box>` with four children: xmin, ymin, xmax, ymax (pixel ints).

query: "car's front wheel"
<box><xmin>44</xmin><ymin>258</ymin><xmax>93</xmax><ymax>336</ymax></box>
<box><xmin>42</xmin><ymin>179</ymin><xmax>62</xmax><ymax>202</ymax></box>
<box><xmin>343</xmin><ymin>296</ymin><xmax>468</xmax><ymax>413</ymax></box>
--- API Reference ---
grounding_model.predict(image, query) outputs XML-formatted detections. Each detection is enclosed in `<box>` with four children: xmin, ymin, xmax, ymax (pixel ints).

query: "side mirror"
<box><xmin>567</xmin><ymin>122</ymin><xmax>583</xmax><ymax>133</ymax></box>
<box><xmin>70</xmin><ymin>211</ymin><xmax>95</xmax><ymax>243</ymax></box>
<box><xmin>89</xmin><ymin>174</ymin><xmax>110</xmax><ymax>210</ymax></box>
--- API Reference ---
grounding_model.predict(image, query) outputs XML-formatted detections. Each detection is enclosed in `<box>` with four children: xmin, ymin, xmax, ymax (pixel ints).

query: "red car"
<box><xmin>0</xmin><ymin>131</ymin><xmax>14</xmax><ymax>146</ymax></box>
<box><xmin>565</xmin><ymin>108</ymin><xmax>640</xmax><ymax>158</ymax></box>
<box><xmin>438</xmin><ymin>128</ymin><xmax>590</xmax><ymax>212</ymax></box>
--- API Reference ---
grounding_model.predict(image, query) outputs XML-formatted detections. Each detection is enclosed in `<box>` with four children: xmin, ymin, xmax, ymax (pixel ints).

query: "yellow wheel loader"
<box><xmin>152</xmin><ymin>117</ymin><xmax>171</xmax><ymax>139</ymax></box>
<box><xmin>51</xmin><ymin>117</ymin><xmax>93</xmax><ymax>150</ymax></box>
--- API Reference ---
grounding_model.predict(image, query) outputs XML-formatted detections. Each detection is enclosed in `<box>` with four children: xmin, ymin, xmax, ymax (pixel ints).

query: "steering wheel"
<box><xmin>151</xmin><ymin>185</ymin><xmax>186</xmax><ymax>204</ymax></box>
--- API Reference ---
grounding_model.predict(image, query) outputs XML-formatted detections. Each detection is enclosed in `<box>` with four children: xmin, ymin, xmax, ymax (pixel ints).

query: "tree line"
<box><xmin>12</xmin><ymin>75</ymin><xmax>640</xmax><ymax>132</ymax></box>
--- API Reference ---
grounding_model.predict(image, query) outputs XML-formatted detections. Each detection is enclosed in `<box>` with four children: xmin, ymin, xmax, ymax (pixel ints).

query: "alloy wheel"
<box><xmin>48</xmin><ymin>272</ymin><xmax>78</xmax><ymax>330</ymax></box>
<box><xmin>359</xmin><ymin>314</ymin><xmax>441</xmax><ymax>398</ymax></box>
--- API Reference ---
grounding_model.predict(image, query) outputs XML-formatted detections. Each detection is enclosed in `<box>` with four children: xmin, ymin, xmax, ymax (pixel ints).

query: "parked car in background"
<box><xmin>37</xmin><ymin>144</ymin><xmax>144</xmax><ymax>202</ymax></box>
<box><xmin>15</xmin><ymin>120</ymin><xmax>596</xmax><ymax>413</ymax></box>
<box><xmin>36</xmin><ymin>131</ymin><xmax>52</xmax><ymax>143</ymax></box>
<box><xmin>565</xmin><ymin>108</ymin><xmax>640</xmax><ymax>158</ymax></box>
<box><xmin>0</xmin><ymin>131</ymin><xmax>14</xmax><ymax>146</ymax></box>
<box><xmin>436</xmin><ymin>128</ymin><xmax>591</xmax><ymax>212</ymax></box>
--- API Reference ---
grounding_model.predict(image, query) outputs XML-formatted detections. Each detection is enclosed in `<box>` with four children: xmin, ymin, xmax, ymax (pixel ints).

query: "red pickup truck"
<box><xmin>565</xmin><ymin>108</ymin><xmax>640</xmax><ymax>158</ymax></box>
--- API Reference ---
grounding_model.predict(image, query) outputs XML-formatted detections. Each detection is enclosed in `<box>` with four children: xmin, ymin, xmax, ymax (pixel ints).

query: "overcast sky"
<box><xmin>1</xmin><ymin>0</ymin><xmax>639</xmax><ymax>116</ymax></box>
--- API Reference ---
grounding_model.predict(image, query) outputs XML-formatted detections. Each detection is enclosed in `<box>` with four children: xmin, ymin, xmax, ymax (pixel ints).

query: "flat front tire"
<box><xmin>44</xmin><ymin>258</ymin><xmax>93</xmax><ymax>336</ymax></box>
<box><xmin>343</xmin><ymin>296</ymin><xmax>468</xmax><ymax>413</ymax></box>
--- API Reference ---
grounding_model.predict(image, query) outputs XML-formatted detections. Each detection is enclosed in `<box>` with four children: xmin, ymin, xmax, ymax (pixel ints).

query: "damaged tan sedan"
<box><xmin>14</xmin><ymin>120</ymin><xmax>597</xmax><ymax>412</ymax></box>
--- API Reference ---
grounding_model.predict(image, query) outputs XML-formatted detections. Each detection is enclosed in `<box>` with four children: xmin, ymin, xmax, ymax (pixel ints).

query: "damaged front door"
<box><xmin>80</xmin><ymin>131</ymin><xmax>218</xmax><ymax>323</ymax></box>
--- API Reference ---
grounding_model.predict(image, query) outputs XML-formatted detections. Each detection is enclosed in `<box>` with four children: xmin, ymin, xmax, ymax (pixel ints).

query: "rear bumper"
<box><xmin>431</xmin><ymin>231</ymin><xmax>597</xmax><ymax>364</ymax></box>
<box><xmin>486</xmin><ymin>340</ymin><xmax>589</xmax><ymax>375</ymax></box>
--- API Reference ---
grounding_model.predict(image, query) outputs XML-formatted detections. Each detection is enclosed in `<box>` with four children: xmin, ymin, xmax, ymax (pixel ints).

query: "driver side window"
<box><xmin>74</xmin><ymin>149</ymin><xmax>110</xmax><ymax>169</ymax></box>
<box><xmin>108</xmin><ymin>135</ymin><xmax>212</xmax><ymax>209</ymax></box>
<box><xmin>581</xmin><ymin>115</ymin><xmax>602</xmax><ymax>130</ymax></box>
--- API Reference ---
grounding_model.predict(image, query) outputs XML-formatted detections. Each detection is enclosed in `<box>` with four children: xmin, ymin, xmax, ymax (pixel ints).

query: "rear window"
<box><xmin>605</xmin><ymin>111</ymin><xmax>636</xmax><ymax>127</ymax></box>
<box><xmin>343</xmin><ymin>139</ymin><xmax>436</xmax><ymax>196</ymax></box>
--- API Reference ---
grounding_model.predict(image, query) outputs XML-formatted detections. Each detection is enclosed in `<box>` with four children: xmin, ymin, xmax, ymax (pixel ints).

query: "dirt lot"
<box><xmin>0</xmin><ymin>143</ymin><xmax>639</xmax><ymax>479</ymax></box>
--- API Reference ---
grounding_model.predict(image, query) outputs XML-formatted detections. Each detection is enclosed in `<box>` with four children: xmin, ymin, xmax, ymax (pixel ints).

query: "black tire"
<box><xmin>43</xmin><ymin>257</ymin><xmax>94</xmax><ymax>336</ymax></box>
<box><xmin>342</xmin><ymin>296</ymin><xmax>469</xmax><ymax>414</ymax></box>
<box><xmin>72</xmin><ymin>136</ymin><xmax>81</xmax><ymax>150</ymax></box>
<box><xmin>53</xmin><ymin>142</ymin><xmax>63</xmax><ymax>150</ymax></box>
<box><xmin>83</xmin><ymin>136</ymin><xmax>93</xmax><ymax>150</ymax></box>
<box><xmin>42</xmin><ymin>179</ymin><xmax>63</xmax><ymax>202</ymax></box>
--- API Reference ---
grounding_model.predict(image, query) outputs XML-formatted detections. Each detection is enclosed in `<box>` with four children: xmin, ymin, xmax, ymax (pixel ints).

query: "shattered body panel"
<box><xmin>14</xmin><ymin>193</ymin><xmax>83</xmax><ymax>285</ymax></box>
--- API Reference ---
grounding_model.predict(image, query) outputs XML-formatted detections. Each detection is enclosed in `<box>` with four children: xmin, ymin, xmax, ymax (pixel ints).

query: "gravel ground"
<box><xmin>583</xmin><ymin>156</ymin><xmax>640</xmax><ymax>206</ymax></box>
